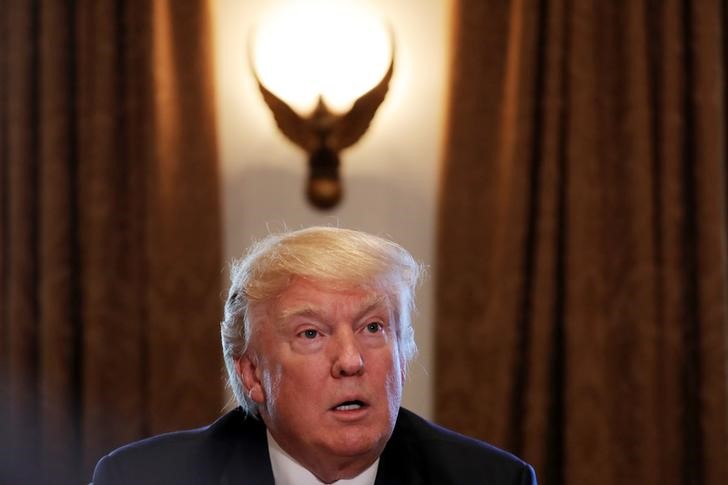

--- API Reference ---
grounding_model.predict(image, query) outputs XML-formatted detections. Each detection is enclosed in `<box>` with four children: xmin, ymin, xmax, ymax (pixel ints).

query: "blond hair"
<box><xmin>221</xmin><ymin>226</ymin><xmax>423</xmax><ymax>414</ymax></box>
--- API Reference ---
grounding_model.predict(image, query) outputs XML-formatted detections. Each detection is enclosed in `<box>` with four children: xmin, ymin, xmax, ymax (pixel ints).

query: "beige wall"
<box><xmin>213</xmin><ymin>0</ymin><xmax>451</xmax><ymax>419</ymax></box>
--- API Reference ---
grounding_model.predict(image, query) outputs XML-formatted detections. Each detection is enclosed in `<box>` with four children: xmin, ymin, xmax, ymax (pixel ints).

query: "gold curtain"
<box><xmin>436</xmin><ymin>1</ymin><xmax>728</xmax><ymax>484</ymax></box>
<box><xmin>0</xmin><ymin>1</ymin><xmax>222</xmax><ymax>483</ymax></box>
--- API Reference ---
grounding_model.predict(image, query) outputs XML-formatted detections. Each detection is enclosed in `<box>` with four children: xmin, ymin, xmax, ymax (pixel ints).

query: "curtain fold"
<box><xmin>1</xmin><ymin>1</ymin><xmax>223</xmax><ymax>483</ymax></box>
<box><xmin>436</xmin><ymin>1</ymin><xmax>728</xmax><ymax>484</ymax></box>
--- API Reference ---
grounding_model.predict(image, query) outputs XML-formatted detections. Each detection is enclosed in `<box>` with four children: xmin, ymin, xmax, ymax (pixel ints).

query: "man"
<box><xmin>93</xmin><ymin>226</ymin><xmax>537</xmax><ymax>484</ymax></box>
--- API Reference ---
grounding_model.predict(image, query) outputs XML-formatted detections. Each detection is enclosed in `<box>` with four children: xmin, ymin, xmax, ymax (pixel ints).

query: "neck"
<box><xmin>266</xmin><ymin>429</ymin><xmax>383</xmax><ymax>483</ymax></box>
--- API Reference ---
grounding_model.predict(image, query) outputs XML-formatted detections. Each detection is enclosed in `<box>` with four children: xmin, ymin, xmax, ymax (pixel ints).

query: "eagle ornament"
<box><xmin>251</xmin><ymin>45</ymin><xmax>394</xmax><ymax>209</ymax></box>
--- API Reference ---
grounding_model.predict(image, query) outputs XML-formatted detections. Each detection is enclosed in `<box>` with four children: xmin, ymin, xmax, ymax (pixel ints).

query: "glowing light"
<box><xmin>251</xmin><ymin>0</ymin><xmax>392</xmax><ymax>113</ymax></box>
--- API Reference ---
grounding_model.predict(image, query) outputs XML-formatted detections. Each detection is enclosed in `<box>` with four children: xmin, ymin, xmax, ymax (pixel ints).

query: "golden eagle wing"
<box><xmin>255</xmin><ymin>77</ymin><xmax>318</xmax><ymax>152</ymax></box>
<box><xmin>328</xmin><ymin>56</ymin><xmax>394</xmax><ymax>151</ymax></box>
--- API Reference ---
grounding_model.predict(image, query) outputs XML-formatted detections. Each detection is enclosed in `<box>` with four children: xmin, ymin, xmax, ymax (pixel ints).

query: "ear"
<box><xmin>235</xmin><ymin>354</ymin><xmax>266</xmax><ymax>405</ymax></box>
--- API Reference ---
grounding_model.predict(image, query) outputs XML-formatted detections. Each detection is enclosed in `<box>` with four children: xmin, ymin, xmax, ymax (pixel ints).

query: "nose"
<box><xmin>331</xmin><ymin>331</ymin><xmax>364</xmax><ymax>377</ymax></box>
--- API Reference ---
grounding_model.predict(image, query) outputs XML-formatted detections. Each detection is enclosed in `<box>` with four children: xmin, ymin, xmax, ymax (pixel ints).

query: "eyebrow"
<box><xmin>276</xmin><ymin>294</ymin><xmax>390</xmax><ymax>325</ymax></box>
<box><xmin>355</xmin><ymin>295</ymin><xmax>390</xmax><ymax>320</ymax></box>
<box><xmin>277</xmin><ymin>305</ymin><xmax>320</xmax><ymax>323</ymax></box>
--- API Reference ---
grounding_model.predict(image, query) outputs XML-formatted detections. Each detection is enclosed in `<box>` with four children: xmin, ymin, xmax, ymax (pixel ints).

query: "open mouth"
<box><xmin>333</xmin><ymin>400</ymin><xmax>367</xmax><ymax>411</ymax></box>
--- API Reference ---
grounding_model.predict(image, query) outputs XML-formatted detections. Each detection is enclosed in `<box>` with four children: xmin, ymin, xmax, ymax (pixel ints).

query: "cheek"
<box><xmin>375</xmin><ymin>349</ymin><xmax>403</xmax><ymax>396</ymax></box>
<box><xmin>260</xmin><ymin>362</ymin><xmax>284</xmax><ymax>410</ymax></box>
<box><xmin>263</xmin><ymin>356</ymin><xmax>324</xmax><ymax>410</ymax></box>
<box><xmin>383</xmin><ymin>366</ymin><xmax>403</xmax><ymax>423</ymax></box>
<box><xmin>386</xmin><ymin>343</ymin><xmax>404</xmax><ymax>383</ymax></box>
<box><xmin>386</xmin><ymin>365</ymin><xmax>403</xmax><ymax>394</ymax></box>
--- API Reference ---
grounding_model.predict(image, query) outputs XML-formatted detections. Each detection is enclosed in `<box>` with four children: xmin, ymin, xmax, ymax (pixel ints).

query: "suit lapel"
<box><xmin>219</xmin><ymin>433</ymin><xmax>275</xmax><ymax>485</ymax></box>
<box><xmin>374</xmin><ymin>409</ymin><xmax>425</xmax><ymax>485</ymax></box>
<box><xmin>206</xmin><ymin>409</ymin><xmax>275</xmax><ymax>485</ymax></box>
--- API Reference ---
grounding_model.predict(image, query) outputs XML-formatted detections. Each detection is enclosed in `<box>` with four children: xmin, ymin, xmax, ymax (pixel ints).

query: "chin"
<box><xmin>324</xmin><ymin>427</ymin><xmax>389</xmax><ymax>458</ymax></box>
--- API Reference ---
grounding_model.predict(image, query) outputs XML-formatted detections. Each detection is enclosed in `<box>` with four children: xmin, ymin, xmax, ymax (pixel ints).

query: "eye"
<box><xmin>365</xmin><ymin>322</ymin><xmax>383</xmax><ymax>333</ymax></box>
<box><xmin>300</xmin><ymin>329</ymin><xmax>319</xmax><ymax>339</ymax></box>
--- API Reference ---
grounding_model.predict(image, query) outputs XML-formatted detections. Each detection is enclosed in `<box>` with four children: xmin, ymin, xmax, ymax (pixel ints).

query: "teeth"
<box><xmin>336</xmin><ymin>403</ymin><xmax>362</xmax><ymax>411</ymax></box>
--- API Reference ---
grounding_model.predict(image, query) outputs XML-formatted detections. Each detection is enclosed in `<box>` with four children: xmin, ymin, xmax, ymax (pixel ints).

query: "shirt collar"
<box><xmin>266</xmin><ymin>430</ymin><xmax>379</xmax><ymax>485</ymax></box>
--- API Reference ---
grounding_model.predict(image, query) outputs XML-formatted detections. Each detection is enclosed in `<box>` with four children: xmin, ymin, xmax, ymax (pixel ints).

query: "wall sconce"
<box><xmin>249</xmin><ymin>2</ymin><xmax>394</xmax><ymax>209</ymax></box>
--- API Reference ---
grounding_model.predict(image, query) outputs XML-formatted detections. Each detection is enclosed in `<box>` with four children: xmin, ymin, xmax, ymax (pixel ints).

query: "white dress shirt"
<box><xmin>266</xmin><ymin>431</ymin><xmax>379</xmax><ymax>485</ymax></box>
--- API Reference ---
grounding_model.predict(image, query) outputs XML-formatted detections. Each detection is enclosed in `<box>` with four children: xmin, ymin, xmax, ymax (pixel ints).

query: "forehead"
<box><xmin>273</xmin><ymin>279</ymin><xmax>390</xmax><ymax>317</ymax></box>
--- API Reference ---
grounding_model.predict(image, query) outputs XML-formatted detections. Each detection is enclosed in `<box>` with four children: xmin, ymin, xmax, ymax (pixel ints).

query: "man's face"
<box><xmin>237</xmin><ymin>278</ymin><xmax>404</xmax><ymax>479</ymax></box>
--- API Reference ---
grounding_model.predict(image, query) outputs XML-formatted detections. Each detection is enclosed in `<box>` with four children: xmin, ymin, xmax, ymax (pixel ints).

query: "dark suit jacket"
<box><xmin>92</xmin><ymin>407</ymin><xmax>536</xmax><ymax>484</ymax></box>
